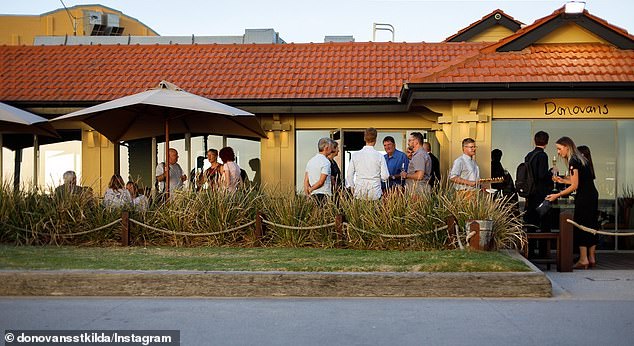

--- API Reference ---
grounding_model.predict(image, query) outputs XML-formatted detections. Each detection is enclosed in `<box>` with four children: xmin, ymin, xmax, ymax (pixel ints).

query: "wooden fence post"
<box><xmin>120</xmin><ymin>211</ymin><xmax>130</xmax><ymax>246</ymax></box>
<box><xmin>335</xmin><ymin>214</ymin><xmax>345</xmax><ymax>246</ymax></box>
<box><xmin>446</xmin><ymin>216</ymin><xmax>456</xmax><ymax>248</ymax></box>
<box><xmin>255</xmin><ymin>212</ymin><xmax>266</xmax><ymax>245</ymax></box>
<box><xmin>559</xmin><ymin>211</ymin><xmax>574</xmax><ymax>272</ymax></box>
<box><xmin>468</xmin><ymin>221</ymin><xmax>481</xmax><ymax>250</ymax></box>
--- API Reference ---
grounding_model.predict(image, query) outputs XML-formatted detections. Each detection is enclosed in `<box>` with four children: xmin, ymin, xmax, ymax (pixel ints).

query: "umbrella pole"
<box><xmin>185</xmin><ymin>132</ymin><xmax>191</xmax><ymax>190</ymax></box>
<box><xmin>164</xmin><ymin>118</ymin><xmax>170</xmax><ymax>200</ymax></box>
<box><xmin>151</xmin><ymin>137</ymin><xmax>157</xmax><ymax>196</ymax></box>
<box><xmin>0</xmin><ymin>134</ymin><xmax>3</xmax><ymax>185</ymax></box>
<box><xmin>13</xmin><ymin>149</ymin><xmax>21</xmax><ymax>190</ymax></box>
<box><xmin>114</xmin><ymin>141</ymin><xmax>120</xmax><ymax>177</ymax></box>
<box><xmin>33</xmin><ymin>134</ymin><xmax>39</xmax><ymax>190</ymax></box>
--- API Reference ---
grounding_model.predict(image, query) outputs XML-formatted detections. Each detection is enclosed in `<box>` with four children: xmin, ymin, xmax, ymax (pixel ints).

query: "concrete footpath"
<box><xmin>547</xmin><ymin>269</ymin><xmax>634</xmax><ymax>300</ymax></box>
<box><xmin>1</xmin><ymin>274</ymin><xmax>633</xmax><ymax>346</ymax></box>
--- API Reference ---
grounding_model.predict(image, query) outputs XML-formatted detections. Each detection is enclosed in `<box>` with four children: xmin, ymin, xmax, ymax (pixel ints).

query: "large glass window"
<box><xmin>3</xmin><ymin>141</ymin><xmax>82</xmax><ymax>190</ymax></box>
<box><xmin>617</xmin><ymin>121</ymin><xmax>634</xmax><ymax>240</ymax></box>
<box><xmin>342</xmin><ymin>130</ymin><xmax>412</xmax><ymax>184</ymax></box>
<box><xmin>154</xmin><ymin>135</ymin><xmax>260</xmax><ymax>189</ymax></box>
<box><xmin>492</xmin><ymin>119</ymin><xmax>632</xmax><ymax>249</ymax></box>
<box><xmin>2</xmin><ymin>147</ymin><xmax>15</xmax><ymax>185</ymax></box>
<box><xmin>40</xmin><ymin>141</ymin><xmax>82</xmax><ymax>189</ymax></box>
<box><xmin>227</xmin><ymin>137</ymin><xmax>261</xmax><ymax>185</ymax></box>
<box><xmin>493</xmin><ymin>120</ymin><xmax>617</xmax><ymax>198</ymax></box>
<box><xmin>119</xmin><ymin>143</ymin><xmax>129</xmax><ymax>183</ymax></box>
<box><xmin>295</xmin><ymin>130</ymin><xmax>331</xmax><ymax>193</ymax></box>
<box><xmin>296</xmin><ymin>129</ymin><xmax>425</xmax><ymax>193</ymax></box>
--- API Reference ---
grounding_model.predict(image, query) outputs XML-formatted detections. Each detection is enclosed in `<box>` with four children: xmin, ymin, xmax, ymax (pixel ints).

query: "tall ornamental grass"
<box><xmin>259</xmin><ymin>188</ymin><xmax>340</xmax><ymax>248</ymax></box>
<box><xmin>1</xmin><ymin>181</ymin><xmax>526</xmax><ymax>250</ymax></box>
<box><xmin>136</xmin><ymin>187</ymin><xmax>261</xmax><ymax>247</ymax></box>
<box><xmin>340</xmin><ymin>188</ymin><xmax>450</xmax><ymax>250</ymax></box>
<box><xmin>0</xmin><ymin>182</ymin><xmax>121</xmax><ymax>245</ymax></box>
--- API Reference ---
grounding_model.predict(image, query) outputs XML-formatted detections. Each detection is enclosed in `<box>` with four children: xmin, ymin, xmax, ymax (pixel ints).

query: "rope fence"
<box><xmin>567</xmin><ymin>219</ymin><xmax>634</xmax><ymax>237</ymax></box>
<box><xmin>3</xmin><ymin>211</ymin><xmax>464</xmax><ymax>247</ymax></box>
<box><xmin>344</xmin><ymin>222</ymin><xmax>448</xmax><ymax>239</ymax></box>
<box><xmin>58</xmin><ymin>219</ymin><xmax>123</xmax><ymax>237</ymax></box>
<box><xmin>23</xmin><ymin>212</ymin><xmax>634</xmax><ymax>249</ymax></box>
<box><xmin>4</xmin><ymin>218</ymin><xmax>122</xmax><ymax>237</ymax></box>
<box><xmin>261</xmin><ymin>219</ymin><xmax>336</xmax><ymax>231</ymax></box>
<box><xmin>128</xmin><ymin>218</ymin><xmax>255</xmax><ymax>237</ymax></box>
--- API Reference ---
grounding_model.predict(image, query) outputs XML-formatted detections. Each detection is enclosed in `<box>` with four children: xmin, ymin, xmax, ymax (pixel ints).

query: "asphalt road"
<box><xmin>1</xmin><ymin>270</ymin><xmax>633</xmax><ymax>346</ymax></box>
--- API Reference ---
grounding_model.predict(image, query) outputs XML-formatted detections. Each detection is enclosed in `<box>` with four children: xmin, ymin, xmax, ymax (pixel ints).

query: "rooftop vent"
<box><xmin>324</xmin><ymin>35</ymin><xmax>355</xmax><ymax>43</ymax></box>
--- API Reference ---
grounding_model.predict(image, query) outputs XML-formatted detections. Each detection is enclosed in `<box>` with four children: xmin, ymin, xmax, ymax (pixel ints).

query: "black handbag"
<box><xmin>536</xmin><ymin>200</ymin><xmax>552</xmax><ymax>217</ymax></box>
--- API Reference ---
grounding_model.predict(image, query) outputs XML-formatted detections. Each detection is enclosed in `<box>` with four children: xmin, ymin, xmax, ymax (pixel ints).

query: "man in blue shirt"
<box><xmin>382</xmin><ymin>136</ymin><xmax>409</xmax><ymax>191</ymax></box>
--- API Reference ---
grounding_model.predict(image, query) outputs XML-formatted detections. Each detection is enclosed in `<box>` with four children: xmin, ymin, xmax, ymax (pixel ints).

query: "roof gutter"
<box><xmin>5</xmin><ymin>97</ymin><xmax>408</xmax><ymax>115</ymax></box>
<box><xmin>403</xmin><ymin>82</ymin><xmax>634</xmax><ymax>100</ymax></box>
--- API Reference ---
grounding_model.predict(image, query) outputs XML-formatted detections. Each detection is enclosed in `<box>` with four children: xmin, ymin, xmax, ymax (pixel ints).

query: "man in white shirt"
<box><xmin>346</xmin><ymin>127</ymin><xmax>389</xmax><ymax>200</ymax></box>
<box><xmin>450</xmin><ymin>138</ymin><xmax>480</xmax><ymax>194</ymax></box>
<box><xmin>304</xmin><ymin>138</ymin><xmax>333</xmax><ymax>203</ymax></box>
<box><xmin>156</xmin><ymin>148</ymin><xmax>187</xmax><ymax>193</ymax></box>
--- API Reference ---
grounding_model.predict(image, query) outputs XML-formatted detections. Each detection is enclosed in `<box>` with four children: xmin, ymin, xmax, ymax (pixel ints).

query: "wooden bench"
<box><xmin>524</xmin><ymin>211</ymin><xmax>574</xmax><ymax>272</ymax></box>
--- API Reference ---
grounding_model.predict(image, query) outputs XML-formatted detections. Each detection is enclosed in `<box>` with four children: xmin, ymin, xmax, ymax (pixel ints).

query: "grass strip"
<box><xmin>0</xmin><ymin>245</ymin><xmax>530</xmax><ymax>272</ymax></box>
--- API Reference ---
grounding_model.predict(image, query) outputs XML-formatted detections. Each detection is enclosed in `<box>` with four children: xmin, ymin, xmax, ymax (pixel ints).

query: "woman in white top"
<box><xmin>126</xmin><ymin>181</ymin><xmax>148</xmax><ymax>211</ymax></box>
<box><xmin>103</xmin><ymin>174</ymin><xmax>132</xmax><ymax>209</ymax></box>
<box><xmin>219</xmin><ymin>146</ymin><xmax>242</xmax><ymax>192</ymax></box>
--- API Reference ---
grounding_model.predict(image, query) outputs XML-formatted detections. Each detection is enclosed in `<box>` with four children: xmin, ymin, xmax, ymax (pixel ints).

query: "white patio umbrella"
<box><xmin>0</xmin><ymin>102</ymin><xmax>60</xmax><ymax>186</ymax></box>
<box><xmin>51</xmin><ymin>81</ymin><xmax>265</xmax><ymax>197</ymax></box>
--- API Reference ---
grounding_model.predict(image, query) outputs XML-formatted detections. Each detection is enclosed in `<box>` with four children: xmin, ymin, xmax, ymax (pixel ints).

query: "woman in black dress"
<box><xmin>546</xmin><ymin>137</ymin><xmax>599</xmax><ymax>269</ymax></box>
<box><xmin>328</xmin><ymin>141</ymin><xmax>342</xmax><ymax>195</ymax></box>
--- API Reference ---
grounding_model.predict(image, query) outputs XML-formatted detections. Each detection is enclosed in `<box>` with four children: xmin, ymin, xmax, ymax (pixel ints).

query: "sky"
<box><xmin>1</xmin><ymin>0</ymin><xmax>632</xmax><ymax>43</ymax></box>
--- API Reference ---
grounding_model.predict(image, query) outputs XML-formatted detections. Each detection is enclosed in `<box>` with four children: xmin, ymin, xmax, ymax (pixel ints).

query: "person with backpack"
<box><xmin>491</xmin><ymin>149</ymin><xmax>518</xmax><ymax>206</ymax></box>
<box><xmin>520</xmin><ymin>131</ymin><xmax>554</xmax><ymax>232</ymax></box>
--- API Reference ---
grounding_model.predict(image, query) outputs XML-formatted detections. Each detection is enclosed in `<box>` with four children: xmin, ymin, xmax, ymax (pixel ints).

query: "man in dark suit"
<box><xmin>422</xmin><ymin>142</ymin><xmax>440</xmax><ymax>187</ymax></box>
<box><xmin>524</xmin><ymin>131</ymin><xmax>554</xmax><ymax>232</ymax></box>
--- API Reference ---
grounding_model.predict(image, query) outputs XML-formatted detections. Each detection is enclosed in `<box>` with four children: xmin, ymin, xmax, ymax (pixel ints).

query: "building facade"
<box><xmin>1</xmin><ymin>6</ymin><xmax>633</xmax><ymax>247</ymax></box>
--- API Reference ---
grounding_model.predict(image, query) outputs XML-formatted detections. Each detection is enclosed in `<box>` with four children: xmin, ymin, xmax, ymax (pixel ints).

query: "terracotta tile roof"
<box><xmin>0</xmin><ymin>42</ymin><xmax>487</xmax><ymax>102</ymax></box>
<box><xmin>409</xmin><ymin>43</ymin><xmax>634</xmax><ymax>83</ymax></box>
<box><xmin>444</xmin><ymin>9</ymin><xmax>523</xmax><ymax>42</ymax></box>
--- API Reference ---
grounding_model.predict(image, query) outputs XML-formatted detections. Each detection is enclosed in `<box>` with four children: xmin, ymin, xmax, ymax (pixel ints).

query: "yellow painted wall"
<box><xmin>467</xmin><ymin>25</ymin><xmax>516</xmax><ymax>42</ymax></box>
<box><xmin>0</xmin><ymin>5</ymin><xmax>158</xmax><ymax>45</ymax></box>
<box><xmin>418</xmin><ymin>100</ymin><xmax>493</xmax><ymax>179</ymax></box>
<box><xmin>536</xmin><ymin>23</ymin><xmax>610</xmax><ymax>44</ymax></box>
<box><xmin>492</xmin><ymin>99</ymin><xmax>633</xmax><ymax>119</ymax></box>
<box><xmin>81</xmin><ymin>130</ymin><xmax>115</xmax><ymax>196</ymax></box>
<box><xmin>260</xmin><ymin>115</ymin><xmax>296</xmax><ymax>191</ymax></box>
<box><xmin>0</xmin><ymin>16</ymin><xmax>41</xmax><ymax>45</ymax></box>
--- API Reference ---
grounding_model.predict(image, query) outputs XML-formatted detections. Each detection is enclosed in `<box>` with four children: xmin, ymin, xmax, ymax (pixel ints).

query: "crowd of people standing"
<box><xmin>491</xmin><ymin>130</ymin><xmax>599</xmax><ymax>270</ymax></box>
<box><xmin>304</xmin><ymin>127</ymin><xmax>442</xmax><ymax>202</ymax></box>
<box><xmin>55</xmin><ymin>144</ymin><xmax>248</xmax><ymax>212</ymax></box>
<box><xmin>305</xmin><ymin>127</ymin><xmax>599</xmax><ymax>270</ymax></box>
<box><xmin>55</xmin><ymin>127</ymin><xmax>599</xmax><ymax>269</ymax></box>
